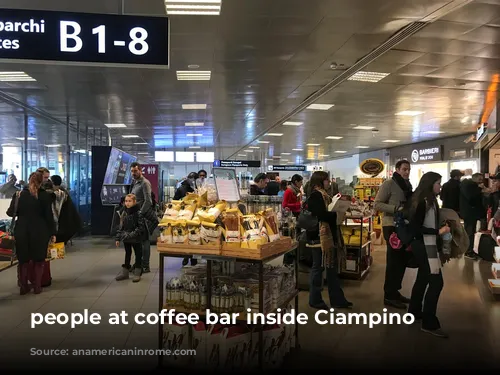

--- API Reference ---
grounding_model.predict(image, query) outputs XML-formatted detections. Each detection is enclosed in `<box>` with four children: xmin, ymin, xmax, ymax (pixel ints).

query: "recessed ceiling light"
<box><xmin>1</xmin><ymin>143</ymin><xmax>16</xmax><ymax>147</ymax></box>
<box><xmin>425</xmin><ymin>130</ymin><xmax>445</xmax><ymax>134</ymax></box>
<box><xmin>138</xmin><ymin>152</ymin><xmax>150</xmax><ymax>155</ymax></box>
<box><xmin>307</xmin><ymin>143</ymin><xmax>320</xmax><ymax>146</ymax></box>
<box><xmin>75</xmin><ymin>149</ymin><xmax>87</xmax><ymax>153</ymax></box>
<box><xmin>356</xmin><ymin>146</ymin><xmax>370</xmax><ymax>149</ymax></box>
<box><xmin>281</xmin><ymin>153</ymin><xmax>291</xmax><ymax>155</ymax></box>
<box><xmin>237</xmin><ymin>154</ymin><xmax>246</xmax><ymax>157</ymax></box>
<box><xmin>0</xmin><ymin>71</ymin><xmax>36</xmax><ymax>82</ymax></box>
<box><xmin>283</xmin><ymin>121</ymin><xmax>303</xmax><ymax>126</ymax></box>
<box><xmin>186</xmin><ymin>134</ymin><xmax>203</xmax><ymax>137</ymax></box>
<box><xmin>257</xmin><ymin>140</ymin><xmax>270</xmax><ymax>144</ymax></box>
<box><xmin>104</xmin><ymin>123</ymin><xmax>127</xmax><ymax>128</ymax></box>
<box><xmin>188</xmin><ymin>64</ymin><xmax>200</xmax><ymax>69</ymax></box>
<box><xmin>176</xmin><ymin>71</ymin><xmax>211</xmax><ymax>80</ymax></box>
<box><xmin>15</xmin><ymin>137</ymin><xmax>36</xmax><ymax>141</ymax></box>
<box><xmin>287</xmin><ymin>162</ymin><xmax>294</xmax><ymax>164</ymax></box>
<box><xmin>185</xmin><ymin>122</ymin><xmax>204</xmax><ymax>127</ymax></box>
<box><xmin>307</xmin><ymin>157</ymin><xmax>316</xmax><ymax>160</ymax></box>
<box><xmin>266</xmin><ymin>133</ymin><xmax>283</xmax><ymax>137</ymax></box>
<box><xmin>281</xmin><ymin>159</ymin><xmax>289</xmax><ymax>162</ymax></box>
<box><xmin>122</xmin><ymin>135</ymin><xmax>140</xmax><ymax>138</ymax></box>
<box><xmin>326</xmin><ymin>136</ymin><xmax>343</xmax><ymax>140</ymax></box>
<box><xmin>273</xmin><ymin>156</ymin><xmax>281</xmax><ymax>159</ymax></box>
<box><xmin>348</xmin><ymin>71</ymin><xmax>389</xmax><ymax>83</ymax></box>
<box><xmin>396</xmin><ymin>111</ymin><xmax>424</xmax><ymax>116</ymax></box>
<box><xmin>189</xmin><ymin>146</ymin><xmax>201</xmax><ymax>149</ymax></box>
<box><xmin>320</xmin><ymin>154</ymin><xmax>330</xmax><ymax>157</ymax></box>
<box><xmin>45</xmin><ymin>144</ymin><xmax>62</xmax><ymax>148</ymax></box>
<box><xmin>353</xmin><ymin>126</ymin><xmax>375</xmax><ymax>130</ymax></box>
<box><xmin>244</xmin><ymin>150</ymin><xmax>253</xmax><ymax>153</ymax></box>
<box><xmin>165</xmin><ymin>0</ymin><xmax>222</xmax><ymax>15</ymax></box>
<box><xmin>335</xmin><ymin>151</ymin><xmax>347</xmax><ymax>153</ymax></box>
<box><xmin>292</xmin><ymin>148</ymin><xmax>303</xmax><ymax>151</ymax></box>
<box><xmin>134</xmin><ymin>142</ymin><xmax>149</xmax><ymax>145</ymax></box>
<box><xmin>307</xmin><ymin>104</ymin><xmax>334</xmax><ymax>110</ymax></box>
<box><xmin>382</xmin><ymin>139</ymin><xmax>400</xmax><ymax>143</ymax></box>
<box><xmin>461</xmin><ymin>117</ymin><xmax>469</xmax><ymax>124</ymax></box>
<box><xmin>182</xmin><ymin>104</ymin><xmax>207</xmax><ymax>110</ymax></box>
<box><xmin>249</xmin><ymin>146</ymin><xmax>260</xmax><ymax>149</ymax></box>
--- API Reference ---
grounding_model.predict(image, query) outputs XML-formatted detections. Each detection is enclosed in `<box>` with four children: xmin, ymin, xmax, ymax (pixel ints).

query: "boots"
<box><xmin>132</xmin><ymin>267</ymin><xmax>142</xmax><ymax>283</ymax></box>
<box><xmin>18</xmin><ymin>263</ymin><xmax>30</xmax><ymax>295</ymax></box>
<box><xmin>33</xmin><ymin>262</ymin><xmax>45</xmax><ymax>294</ymax></box>
<box><xmin>116</xmin><ymin>265</ymin><xmax>129</xmax><ymax>281</ymax></box>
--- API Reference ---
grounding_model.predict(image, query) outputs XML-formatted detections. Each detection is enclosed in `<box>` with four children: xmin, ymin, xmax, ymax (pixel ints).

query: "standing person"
<box><xmin>307</xmin><ymin>171</ymin><xmax>352</xmax><ymax>309</ymax></box>
<box><xmin>460</xmin><ymin>173</ymin><xmax>486</xmax><ymax>260</ymax></box>
<box><xmin>374</xmin><ymin>160</ymin><xmax>413</xmax><ymax>309</ymax></box>
<box><xmin>173</xmin><ymin>172</ymin><xmax>199</xmax><ymax>267</ymax></box>
<box><xmin>115</xmin><ymin>194</ymin><xmax>145</xmax><ymax>282</ymax></box>
<box><xmin>266</xmin><ymin>175</ymin><xmax>280</xmax><ymax>196</ymax></box>
<box><xmin>249</xmin><ymin>173</ymin><xmax>269</xmax><ymax>195</ymax></box>
<box><xmin>130</xmin><ymin>162</ymin><xmax>155</xmax><ymax>273</ymax></box>
<box><xmin>282</xmin><ymin>174</ymin><xmax>303</xmax><ymax>216</ymax></box>
<box><xmin>37</xmin><ymin>167</ymin><xmax>50</xmax><ymax>184</ymax></box>
<box><xmin>197</xmin><ymin>170</ymin><xmax>207</xmax><ymax>180</ymax></box>
<box><xmin>49</xmin><ymin>175</ymin><xmax>82</xmax><ymax>244</ymax></box>
<box><xmin>0</xmin><ymin>174</ymin><xmax>20</xmax><ymax>199</ymax></box>
<box><xmin>407</xmin><ymin>172</ymin><xmax>451</xmax><ymax>338</ymax></box>
<box><xmin>440</xmin><ymin>170</ymin><xmax>464</xmax><ymax>214</ymax></box>
<box><xmin>277</xmin><ymin>181</ymin><xmax>288</xmax><ymax>198</ymax></box>
<box><xmin>7</xmin><ymin>172</ymin><xmax>56</xmax><ymax>295</ymax></box>
<box><xmin>35</xmin><ymin>167</ymin><xmax>53</xmax><ymax>287</ymax></box>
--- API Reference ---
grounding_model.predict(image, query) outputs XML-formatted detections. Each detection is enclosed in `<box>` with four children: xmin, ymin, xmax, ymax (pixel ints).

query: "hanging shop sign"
<box><xmin>268</xmin><ymin>165</ymin><xmax>306</xmax><ymax>172</ymax></box>
<box><xmin>360</xmin><ymin>158</ymin><xmax>384</xmax><ymax>177</ymax></box>
<box><xmin>410</xmin><ymin>145</ymin><xmax>444</xmax><ymax>164</ymax></box>
<box><xmin>0</xmin><ymin>9</ymin><xmax>169</xmax><ymax>68</ymax></box>
<box><xmin>213</xmin><ymin>160</ymin><xmax>261</xmax><ymax>168</ymax></box>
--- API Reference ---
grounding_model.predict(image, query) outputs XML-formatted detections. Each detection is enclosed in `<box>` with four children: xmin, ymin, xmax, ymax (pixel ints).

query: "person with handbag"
<box><xmin>282</xmin><ymin>174</ymin><xmax>303</xmax><ymax>217</ymax></box>
<box><xmin>303</xmin><ymin>171</ymin><xmax>352</xmax><ymax>310</ymax></box>
<box><xmin>7</xmin><ymin>171</ymin><xmax>56</xmax><ymax>295</ymax></box>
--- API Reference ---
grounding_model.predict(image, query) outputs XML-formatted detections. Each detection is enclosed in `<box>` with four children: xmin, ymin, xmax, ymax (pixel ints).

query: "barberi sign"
<box><xmin>410</xmin><ymin>145</ymin><xmax>443</xmax><ymax>164</ymax></box>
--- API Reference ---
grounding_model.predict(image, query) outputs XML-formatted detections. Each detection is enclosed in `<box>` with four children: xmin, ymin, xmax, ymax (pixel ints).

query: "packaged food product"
<box><xmin>159</xmin><ymin>224</ymin><xmax>173</xmax><ymax>244</ymax></box>
<box><xmin>263</xmin><ymin>209</ymin><xmax>280</xmax><ymax>242</ymax></box>
<box><xmin>241</xmin><ymin>215</ymin><xmax>268</xmax><ymax>248</ymax></box>
<box><xmin>222</xmin><ymin>209</ymin><xmax>241</xmax><ymax>244</ymax></box>
<box><xmin>178</xmin><ymin>201</ymin><xmax>197</xmax><ymax>220</ymax></box>
<box><xmin>200</xmin><ymin>222</ymin><xmax>222</xmax><ymax>246</ymax></box>
<box><xmin>187</xmin><ymin>220</ymin><xmax>201</xmax><ymax>246</ymax></box>
<box><xmin>197</xmin><ymin>200</ymin><xmax>227</xmax><ymax>223</ymax></box>
<box><xmin>162</xmin><ymin>202</ymin><xmax>181</xmax><ymax>220</ymax></box>
<box><xmin>172</xmin><ymin>221</ymin><xmax>188</xmax><ymax>244</ymax></box>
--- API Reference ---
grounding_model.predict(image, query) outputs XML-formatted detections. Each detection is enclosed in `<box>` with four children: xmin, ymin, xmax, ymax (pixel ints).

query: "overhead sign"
<box><xmin>214</xmin><ymin>160</ymin><xmax>261</xmax><ymax>168</ymax></box>
<box><xmin>476</xmin><ymin>123</ymin><xmax>487</xmax><ymax>142</ymax></box>
<box><xmin>410</xmin><ymin>145</ymin><xmax>443</xmax><ymax>164</ymax></box>
<box><xmin>306</xmin><ymin>165</ymin><xmax>323</xmax><ymax>172</ymax></box>
<box><xmin>360</xmin><ymin>158</ymin><xmax>384</xmax><ymax>177</ymax></box>
<box><xmin>268</xmin><ymin>165</ymin><xmax>306</xmax><ymax>172</ymax></box>
<box><xmin>0</xmin><ymin>9</ymin><xmax>169</xmax><ymax>68</ymax></box>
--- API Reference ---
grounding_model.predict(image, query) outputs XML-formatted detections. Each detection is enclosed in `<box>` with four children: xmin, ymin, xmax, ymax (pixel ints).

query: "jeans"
<box><xmin>383</xmin><ymin>226</ymin><xmax>409</xmax><ymax>300</ymax></box>
<box><xmin>408</xmin><ymin>239</ymin><xmax>443</xmax><ymax>330</ymax></box>
<box><xmin>124</xmin><ymin>242</ymin><xmax>143</xmax><ymax>269</ymax></box>
<box><xmin>308</xmin><ymin>247</ymin><xmax>348</xmax><ymax>307</ymax></box>
<box><xmin>142</xmin><ymin>239</ymin><xmax>150</xmax><ymax>268</ymax></box>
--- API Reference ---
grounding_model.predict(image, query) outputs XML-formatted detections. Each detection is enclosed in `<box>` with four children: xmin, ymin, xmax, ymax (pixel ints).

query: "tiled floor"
<box><xmin>0</xmin><ymin>237</ymin><xmax>499</xmax><ymax>370</ymax></box>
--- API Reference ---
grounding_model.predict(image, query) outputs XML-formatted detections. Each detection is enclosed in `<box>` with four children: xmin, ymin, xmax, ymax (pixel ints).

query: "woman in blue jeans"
<box><xmin>306</xmin><ymin>171</ymin><xmax>352</xmax><ymax>310</ymax></box>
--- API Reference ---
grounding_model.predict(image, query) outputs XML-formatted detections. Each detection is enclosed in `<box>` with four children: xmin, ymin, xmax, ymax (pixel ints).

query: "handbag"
<box><xmin>297</xmin><ymin>200</ymin><xmax>318</xmax><ymax>231</ymax></box>
<box><xmin>0</xmin><ymin>191</ymin><xmax>20</xmax><ymax>250</ymax></box>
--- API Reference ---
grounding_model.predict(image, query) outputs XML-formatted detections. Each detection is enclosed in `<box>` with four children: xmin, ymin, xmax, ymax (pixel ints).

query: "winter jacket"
<box><xmin>282</xmin><ymin>188</ymin><xmax>301</xmax><ymax>214</ymax></box>
<box><xmin>116</xmin><ymin>205</ymin><xmax>146</xmax><ymax>244</ymax></box>
<box><xmin>441</xmin><ymin>178</ymin><xmax>461</xmax><ymax>213</ymax></box>
<box><xmin>56</xmin><ymin>194</ymin><xmax>82</xmax><ymax>243</ymax></box>
<box><xmin>173</xmin><ymin>180</ymin><xmax>194</xmax><ymax>200</ymax></box>
<box><xmin>374</xmin><ymin>179</ymin><xmax>407</xmax><ymax>227</ymax></box>
<box><xmin>266</xmin><ymin>181</ymin><xmax>280</xmax><ymax>196</ymax></box>
<box><xmin>305</xmin><ymin>190</ymin><xmax>338</xmax><ymax>243</ymax></box>
<box><xmin>460</xmin><ymin>179</ymin><xmax>486</xmax><ymax>222</ymax></box>
<box><xmin>250</xmin><ymin>184</ymin><xmax>266</xmax><ymax>196</ymax></box>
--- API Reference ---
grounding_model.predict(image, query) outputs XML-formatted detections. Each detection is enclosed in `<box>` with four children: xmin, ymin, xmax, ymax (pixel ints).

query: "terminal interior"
<box><xmin>0</xmin><ymin>0</ymin><xmax>500</xmax><ymax>370</ymax></box>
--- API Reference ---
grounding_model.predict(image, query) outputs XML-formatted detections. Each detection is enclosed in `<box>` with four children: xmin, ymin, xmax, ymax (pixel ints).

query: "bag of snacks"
<box><xmin>172</xmin><ymin>221</ymin><xmax>188</xmax><ymax>244</ymax></box>
<box><xmin>159</xmin><ymin>224</ymin><xmax>173</xmax><ymax>244</ymax></box>
<box><xmin>263</xmin><ymin>209</ymin><xmax>280</xmax><ymax>242</ymax></box>
<box><xmin>162</xmin><ymin>201</ymin><xmax>181</xmax><ymax>220</ymax></box>
<box><xmin>178</xmin><ymin>201</ymin><xmax>197</xmax><ymax>220</ymax></box>
<box><xmin>187</xmin><ymin>220</ymin><xmax>201</xmax><ymax>246</ymax></box>
<box><xmin>200</xmin><ymin>222</ymin><xmax>222</xmax><ymax>246</ymax></box>
<box><xmin>197</xmin><ymin>201</ymin><xmax>227</xmax><ymax>223</ymax></box>
<box><xmin>241</xmin><ymin>215</ymin><xmax>267</xmax><ymax>249</ymax></box>
<box><xmin>222</xmin><ymin>209</ymin><xmax>241</xmax><ymax>245</ymax></box>
<box><xmin>47</xmin><ymin>242</ymin><xmax>65</xmax><ymax>260</ymax></box>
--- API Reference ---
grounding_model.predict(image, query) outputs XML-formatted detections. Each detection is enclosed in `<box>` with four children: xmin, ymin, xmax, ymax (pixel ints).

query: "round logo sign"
<box><xmin>360</xmin><ymin>158</ymin><xmax>384</xmax><ymax>177</ymax></box>
<box><xmin>411</xmin><ymin>150</ymin><xmax>419</xmax><ymax>163</ymax></box>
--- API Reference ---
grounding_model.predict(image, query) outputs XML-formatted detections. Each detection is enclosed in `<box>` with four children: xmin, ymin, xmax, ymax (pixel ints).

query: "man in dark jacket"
<box><xmin>460</xmin><ymin>173</ymin><xmax>486</xmax><ymax>260</ymax></box>
<box><xmin>266</xmin><ymin>175</ymin><xmax>280</xmax><ymax>196</ymax></box>
<box><xmin>441</xmin><ymin>170</ymin><xmax>464</xmax><ymax>214</ymax></box>
<box><xmin>250</xmin><ymin>173</ymin><xmax>269</xmax><ymax>195</ymax></box>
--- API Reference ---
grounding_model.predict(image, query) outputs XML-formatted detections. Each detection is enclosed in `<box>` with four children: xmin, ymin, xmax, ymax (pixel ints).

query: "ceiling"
<box><xmin>0</xmin><ymin>0</ymin><xmax>497</xmax><ymax>166</ymax></box>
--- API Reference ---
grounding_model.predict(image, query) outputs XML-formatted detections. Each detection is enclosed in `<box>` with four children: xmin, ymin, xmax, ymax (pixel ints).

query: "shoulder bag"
<box><xmin>297</xmin><ymin>199</ymin><xmax>318</xmax><ymax>231</ymax></box>
<box><xmin>0</xmin><ymin>191</ymin><xmax>20</xmax><ymax>250</ymax></box>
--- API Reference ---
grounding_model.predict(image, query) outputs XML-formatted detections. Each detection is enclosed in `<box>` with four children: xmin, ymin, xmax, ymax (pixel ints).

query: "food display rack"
<box><xmin>340</xmin><ymin>215</ymin><xmax>373</xmax><ymax>280</ymax></box>
<box><xmin>488</xmin><ymin>248</ymin><xmax>500</xmax><ymax>296</ymax></box>
<box><xmin>157</xmin><ymin>241</ymin><xmax>300</xmax><ymax>370</ymax></box>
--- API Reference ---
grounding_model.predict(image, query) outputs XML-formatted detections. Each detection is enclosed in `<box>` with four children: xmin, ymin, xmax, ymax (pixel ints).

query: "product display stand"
<box><xmin>340</xmin><ymin>215</ymin><xmax>373</xmax><ymax>280</ymax></box>
<box><xmin>157</xmin><ymin>243</ymin><xmax>300</xmax><ymax>370</ymax></box>
<box><xmin>488</xmin><ymin>247</ymin><xmax>500</xmax><ymax>296</ymax></box>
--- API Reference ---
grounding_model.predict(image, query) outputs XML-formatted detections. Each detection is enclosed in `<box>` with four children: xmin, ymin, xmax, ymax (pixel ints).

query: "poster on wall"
<box><xmin>213</xmin><ymin>168</ymin><xmax>240</xmax><ymax>202</ymax></box>
<box><xmin>141</xmin><ymin>164</ymin><xmax>159</xmax><ymax>199</ymax></box>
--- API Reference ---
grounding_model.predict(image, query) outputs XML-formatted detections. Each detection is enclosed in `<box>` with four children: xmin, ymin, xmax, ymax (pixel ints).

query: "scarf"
<box><xmin>316</xmin><ymin>188</ymin><xmax>345</xmax><ymax>269</ymax></box>
<box><xmin>289</xmin><ymin>183</ymin><xmax>301</xmax><ymax>197</ymax></box>
<box><xmin>392</xmin><ymin>172</ymin><xmax>413</xmax><ymax>201</ymax></box>
<box><xmin>423</xmin><ymin>201</ymin><xmax>440</xmax><ymax>274</ymax></box>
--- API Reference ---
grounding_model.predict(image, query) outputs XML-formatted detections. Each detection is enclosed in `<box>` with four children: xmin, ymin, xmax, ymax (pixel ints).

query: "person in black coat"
<box><xmin>306</xmin><ymin>171</ymin><xmax>352</xmax><ymax>310</ymax></box>
<box><xmin>115</xmin><ymin>194</ymin><xmax>146</xmax><ymax>283</ymax></box>
<box><xmin>440</xmin><ymin>169</ymin><xmax>463</xmax><ymax>214</ymax></box>
<box><xmin>460</xmin><ymin>173</ymin><xmax>486</xmax><ymax>259</ymax></box>
<box><xmin>174</xmin><ymin>172</ymin><xmax>198</xmax><ymax>201</ymax></box>
<box><xmin>7</xmin><ymin>171</ymin><xmax>56</xmax><ymax>295</ymax></box>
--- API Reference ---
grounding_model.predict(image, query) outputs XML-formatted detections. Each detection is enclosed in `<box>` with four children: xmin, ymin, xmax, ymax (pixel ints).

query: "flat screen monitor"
<box><xmin>103</xmin><ymin>148</ymin><xmax>137</xmax><ymax>185</ymax></box>
<box><xmin>101</xmin><ymin>184</ymin><xmax>130</xmax><ymax>206</ymax></box>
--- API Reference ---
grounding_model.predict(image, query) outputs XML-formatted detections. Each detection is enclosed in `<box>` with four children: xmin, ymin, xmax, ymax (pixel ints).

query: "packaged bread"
<box><xmin>187</xmin><ymin>220</ymin><xmax>201</xmax><ymax>246</ymax></box>
<box><xmin>222</xmin><ymin>208</ymin><xmax>241</xmax><ymax>243</ymax></box>
<box><xmin>200</xmin><ymin>222</ymin><xmax>222</xmax><ymax>246</ymax></box>
<box><xmin>183</xmin><ymin>193</ymin><xmax>199</xmax><ymax>204</ymax></box>
<box><xmin>159</xmin><ymin>224</ymin><xmax>173</xmax><ymax>244</ymax></box>
<box><xmin>172</xmin><ymin>220</ymin><xmax>188</xmax><ymax>244</ymax></box>
<box><xmin>163</xmin><ymin>201</ymin><xmax>181</xmax><ymax>220</ymax></box>
<box><xmin>241</xmin><ymin>215</ymin><xmax>267</xmax><ymax>249</ymax></box>
<box><xmin>178</xmin><ymin>201</ymin><xmax>197</xmax><ymax>220</ymax></box>
<box><xmin>262</xmin><ymin>208</ymin><xmax>280</xmax><ymax>242</ymax></box>
<box><xmin>196</xmin><ymin>200</ymin><xmax>227</xmax><ymax>223</ymax></box>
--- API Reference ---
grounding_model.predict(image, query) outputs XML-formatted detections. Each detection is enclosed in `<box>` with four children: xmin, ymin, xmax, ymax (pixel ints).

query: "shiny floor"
<box><xmin>0</xmin><ymin>238</ymin><xmax>498</xmax><ymax>370</ymax></box>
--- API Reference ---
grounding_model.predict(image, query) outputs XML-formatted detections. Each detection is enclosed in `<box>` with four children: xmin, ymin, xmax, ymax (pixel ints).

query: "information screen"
<box><xmin>101</xmin><ymin>184</ymin><xmax>129</xmax><ymax>206</ymax></box>
<box><xmin>103</xmin><ymin>148</ymin><xmax>137</xmax><ymax>185</ymax></box>
<box><xmin>0</xmin><ymin>8</ymin><xmax>169</xmax><ymax>68</ymax></box>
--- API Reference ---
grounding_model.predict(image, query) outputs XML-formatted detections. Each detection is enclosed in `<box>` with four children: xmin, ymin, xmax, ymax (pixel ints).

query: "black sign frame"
<box><xmin>214</xmin><ymin>160</ymin><xmax>261</xmax><ymax>168</ymax></box>
<box><xmin>0</xmin><ymin>8</ymin><xmax>170</xmax><ymax>69</ymax></box>
<box><xmin>269</xmin><ymin>165</ymin><xmax>306</xmax><ymax>172</ymax></box>
<box><xmin>410</xmin><ymin>145</ymin><xmax>444</xmax><ymax>164</ymax></box>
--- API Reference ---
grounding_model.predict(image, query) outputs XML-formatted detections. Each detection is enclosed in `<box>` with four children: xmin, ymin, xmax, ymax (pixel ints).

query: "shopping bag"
<box><xmin>46</xmin><ymin>242</ymin><xmax>65</xmax><ymax>260</ymax></box>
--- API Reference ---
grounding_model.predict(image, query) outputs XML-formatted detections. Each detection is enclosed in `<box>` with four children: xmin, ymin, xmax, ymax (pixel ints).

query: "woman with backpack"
<box><xmin>305</xmin><ymin>171</ymin><xmax>352</xmax><ymax>310</ymax></box>
<box><xmin>407</xmin><ymin>172</ymin><xmax>451</xmax><ymax>338</ymax></box>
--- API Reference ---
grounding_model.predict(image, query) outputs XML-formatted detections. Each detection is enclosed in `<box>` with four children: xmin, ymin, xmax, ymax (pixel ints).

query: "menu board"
<box><xmin>101</xmin><ymin>184</ymin><xmax>130</xmax><ymax>206</ymax></box>
<box><xmin>213</xmin><ymin>168</ymin><xmax>240</xmax><ymax>202</ymax></box>
<box><xmin>103</xmin><ymin>148</ymin><xmax>137</xmax><ymax>185</ymax></box>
